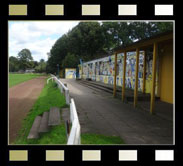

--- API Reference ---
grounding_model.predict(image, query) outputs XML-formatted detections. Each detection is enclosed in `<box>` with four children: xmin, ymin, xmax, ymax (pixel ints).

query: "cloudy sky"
<box><xmin>9</xmin><ymin>21</ymin><xmax>79</xmax><ymax>61</ymax></box>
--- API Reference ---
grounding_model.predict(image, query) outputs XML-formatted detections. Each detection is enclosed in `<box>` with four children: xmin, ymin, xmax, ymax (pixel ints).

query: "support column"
<box><xmin>150</xmin><ymin>43</ymin><xmax>158</xmax><ymax>114</ymax></box>
<box><xmin>142</xmin><ymin>50</ymin><xmax>146</xmax><ymax>93</ymax></box>
<box><xmin>134</xmin><ymin>48</ymin><xmax>140</xmax><ymax>108</ymax></box>
<box><xmin>122</xmin><ymin>51</ymin><xmax>127</xmax><ymax>102</ymax></box>
<box><xmin>81</xmin><ymin>64</ymin><xmax>83</xmax><ymax>79</ymax></box>
<box><xmin>113</xmin><ymin>53</ymin><xmax>117</xmax><ymax>97</ymax></box>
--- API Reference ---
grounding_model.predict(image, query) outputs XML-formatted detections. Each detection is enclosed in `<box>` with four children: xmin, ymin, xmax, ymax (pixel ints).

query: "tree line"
<box><xmin>46</xmin><ymin>22</ymin><xmax>173</xmax><ymax>74</ymax></box>
<box><xmin>9</xmin><ymin>48</ymin><xmax>47</xmax><ymax>73</ymax></box>
<box><xmin>9</xmin><ymin>22</ymin><xmax>173</xmax><ymax>74</ymax></box>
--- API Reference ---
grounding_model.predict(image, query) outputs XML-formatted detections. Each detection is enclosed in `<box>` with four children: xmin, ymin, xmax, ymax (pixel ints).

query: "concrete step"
<box><xmin>27</xmin><ymin>116</ymin><xmax>42</xmax><ymax>139</ymax></box>
<box><xmin>79</xmin><ymin>81</ymin><xmax>112</xmax><ymax>93</ymax></box>
<box><xmin>79</xmin><ymin>80</ymin><xmax>160</xmax><ymax>102</ymax></box>
<box><xmin>81</xmin><ymin>80</ymin><xmax>121</xmax><ymax>92</ymax></box>
<box><xmin>48</xmin><ymin>107</ymin><xmax>61</xmax><ymax>126</ymax></box>
<box><xmin>38</xmin><ymin>112</ymin><xmax>50</xmax><ymax>133</ymax></box>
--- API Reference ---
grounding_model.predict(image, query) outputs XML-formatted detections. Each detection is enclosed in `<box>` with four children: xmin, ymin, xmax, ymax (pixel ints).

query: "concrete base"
<box><xmin>61</xmin><ymin>79</ymin><xmax>173</xmax><ymax>145</ymax></box>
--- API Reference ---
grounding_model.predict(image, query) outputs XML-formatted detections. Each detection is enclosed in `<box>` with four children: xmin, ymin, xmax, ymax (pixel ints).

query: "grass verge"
<box><xmin>13</xmin><ymin>78</ymin><xmax>125</xmax><ymax>145</ymax></box>
<box><xmin>13</xmin><ymin>81</ymin><xmax>67</xmax><ymax>144</ymax></box>
<box><xmin>9</xmin><ymin>73</ymin><xmax>46</xmax><ymax>87</ymax></box>
<box><xmin>81</xmin><ymin>133</ymin><xmax>125</xmax><ymax>144</ymax></box>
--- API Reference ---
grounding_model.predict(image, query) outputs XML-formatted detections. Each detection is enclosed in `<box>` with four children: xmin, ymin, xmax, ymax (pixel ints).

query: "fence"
<box><xmin>49</xmin><ymin>74</ymin><xmax>70</xmax><ymax>105</ymax></box>
<box><xmin>67</xmin><ymin>99</ymin><xmax>81</xmax><ymax>145</ymax></box>
<box><xmin>47</xmin><ymin>74</ymin><xmax>81</xmax><ymax>145</ymax></box>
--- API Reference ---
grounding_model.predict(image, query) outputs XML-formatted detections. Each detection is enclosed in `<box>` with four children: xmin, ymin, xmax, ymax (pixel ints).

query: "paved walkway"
<box><xmin>9</xmin><ymin>77</ymin><xmax>46</xmax><ymax>144</ymax></box>
<box><xmin>61</xmin><ymin>79</ymin><xmax>173</xmax><ymax>144</ymax></box>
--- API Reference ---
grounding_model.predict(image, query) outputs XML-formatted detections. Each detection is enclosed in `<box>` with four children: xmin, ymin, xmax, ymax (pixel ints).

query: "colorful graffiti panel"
<box><xmin>80</xmin><ymin>51</ymin><xmax>159</xmax><ymax>94</ymax></box>
<box><xmin>65</xmin><ymin>68</ymin><xmax>76</xmax><ymax>79</ymax></box>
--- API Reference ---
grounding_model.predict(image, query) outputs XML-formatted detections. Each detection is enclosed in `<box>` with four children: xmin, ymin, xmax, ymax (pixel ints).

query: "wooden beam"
<box><xmin>134</xmin><ymin>48</ymin><xmax>140</xmax><ymax>108</ymax></box>
<box><xmin>113</xmin><ymin>53</ymin><xmax>117</xmax><ymax>97</ymax></box>
<box><xmin>150</xmin><ymin>43</ymin><xmax>158</xmax><ymax>114</ymax></box>
<box><xmin>122</xmin><ymin>51</ymin><xmax>127</xmax><ymax>102</ymax></box>
<box><xmin>142</xmin><ymin>51</ymin><xmax>146</xmax><ymax>93</ymax></box>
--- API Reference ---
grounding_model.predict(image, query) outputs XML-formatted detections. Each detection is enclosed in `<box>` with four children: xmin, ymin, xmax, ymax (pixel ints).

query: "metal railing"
<box><xmin>49</xmin><ymin>75</ymin><xmax>70</xmax><ymax>105</ymax></box>
<box><xmin>47</xmin><ymin>74</ymin><xmax>81</xmax><ymax>145</ymax></box>
<box><xmin>67</xmin><ymin>99</ymin><xmax>81</xmax><ymax>145</ymax></box>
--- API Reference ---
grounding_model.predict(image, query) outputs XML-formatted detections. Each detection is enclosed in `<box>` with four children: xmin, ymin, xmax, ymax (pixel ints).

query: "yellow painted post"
<box><xmin>113</xmin><ymin>53</ymin><xmax>117</xmax><ymax>97</ymax></box>
<box><xmin>150</xmin><ymin>43</ymin><xmax>157</xmax><ymax>114</ymax></box>
<box><xmin>122</xmin><ymin>51</ymin><xmax>127</xmax><ymax>102</ymax></box>
<box><xmin>142</xmin><ymin>51</ymin><xmax>146</xmax><ymax>93</ymax></box>
<box><xmin>134</xmin><ymin>48</ymin><xmax>140</xmax><ymax>108</ymax></box>
<box><xmin>82</xmin><ymin>64</ymin><xmax>83</xmax><ymax>79</ymax></box>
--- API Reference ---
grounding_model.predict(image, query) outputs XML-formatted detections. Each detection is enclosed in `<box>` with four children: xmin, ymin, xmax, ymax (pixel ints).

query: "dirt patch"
<box><xmin>9</xmin><ymin>76</ymin><xmax>46</xmax><ymax>144</ymax></box>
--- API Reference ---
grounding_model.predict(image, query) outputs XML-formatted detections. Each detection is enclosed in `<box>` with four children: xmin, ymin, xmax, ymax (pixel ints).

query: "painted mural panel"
<box><xmin>144</xmin><ymin>52</ymin><xmax>159</xmax><ymax>94</ymax></box>
<box><xmin>80</xmin><ymin>51</ymin><xmax>159</xmax><ymax>94</ymax></box>
<box><xmin>125</xmin><ymin>52</ymin><xmax>144</xmax><ymax>91</ymax></box>
<box><xmin>65</xmin><ymin>68</ymin><xmax>76</xmax><ymax>79</ymax></box>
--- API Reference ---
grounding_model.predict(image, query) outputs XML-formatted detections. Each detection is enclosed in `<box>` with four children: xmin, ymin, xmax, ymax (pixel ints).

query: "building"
<box><xmin>79</xmin><ymin>31</ymin><xmax>173</xmax><ymax>114</ymax></box>
<box><xmin>65</xmin><ymin>68</ymin><xmax>76</xmax><ymax>79</ymax></box>
<box><xmin>25</xmin><ymin>69</ymin><xmax>35</xmax><ymax>73</ymax></box>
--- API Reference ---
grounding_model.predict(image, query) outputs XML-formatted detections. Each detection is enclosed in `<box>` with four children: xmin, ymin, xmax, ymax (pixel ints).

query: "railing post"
<box><xmin>61</xmin><ymin>86</ymin><xmax>63</xmax><ymax>93</ymax></box>
<box><xmin>65</xmin><ymin>90</ymin><xmax>70</xmax><ymax>105</ymax></box>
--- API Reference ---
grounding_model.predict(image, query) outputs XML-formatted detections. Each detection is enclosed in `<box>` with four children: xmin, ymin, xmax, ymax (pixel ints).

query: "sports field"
<box><xmin>9</xmin><ymin>73</ymin><xmax>45</xmax><ymax>87</ymax></box>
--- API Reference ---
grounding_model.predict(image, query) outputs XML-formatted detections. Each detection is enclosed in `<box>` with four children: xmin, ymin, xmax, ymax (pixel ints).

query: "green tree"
<box><xmin>47</xmin><ymin>22</ymin><xmax>104</xmax><ymax>73</ymax></box>
<box><xmin>17</xmin><ymin>49</ymin><xmax>33</xmax><ymax>71</ymax></box>
<box><xmin>101</xmin><ymin>22</ymin><xmax>133</xmax><ymax>50</ymax></box>
<box><xmin>47</xmin><ymin>34</ymin><xmax>69</xmax><ymax>73</ymax></box>
<box><xmin>156</xmin><ymin>22</ymin><xmax>173</xmax><ymax>32</ymax></box>
<box><xmin>47</xmin><ymin>21</ymin><xmax>173</xmax><ymax>74</ymax></box>
<box><xmin>32</xmin><ymin>60</ymin><xmax>39</xmax><ymax>68</ymax></box>
<box><xmin>9</xmin><ymin>56</ymin><xmax>20</xmax><ymax>72</ymax></box>
<box><xmin>67</xmin><ymin>22</ymin><xmax>106</xmax><ymax>59</ymax></box>
<box><xmin>62</xmin><ymin>53</ymin><xmax>79</xmax><ymax>69</ymax></box>
<box><xmin>128</xmin><ymin>22</ymin><xmax>173</xmax><ymax>41</ymax></box>
<box><xmin>35</xmin><ymin>59</ymin><xmax>47</xmax><ymax>73</ymax></box>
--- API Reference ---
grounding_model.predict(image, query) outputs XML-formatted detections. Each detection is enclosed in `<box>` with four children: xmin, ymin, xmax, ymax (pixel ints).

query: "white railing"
<box><xmin>49</xmin><ymin>75</ymin><xmax>70</xmax><ymax>105</ymax></box>
<box><xmin>67</xmin><ymin>98</ymin><xmax>81</xmax><ymax>145</ymax></box>
<box><xmin>48</xmin><ymin>74</ymin><xmax>81</xmax><ymax>145</ymax></box>
<box><xmin>47</xmin><ymin>77</ymin><xmax>54</xmax><ymax>84</ymax></box>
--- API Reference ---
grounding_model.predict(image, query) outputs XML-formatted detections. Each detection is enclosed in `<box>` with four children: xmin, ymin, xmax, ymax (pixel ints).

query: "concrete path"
<box><xmin>61</xmin><ymin>79</ymin><xmax>173</xmax><ymax>145</ymax></box>
<box><xmin>9</xmin><ymin>77</ymin><xmax>46</xmax><ymax>144</ymax></box>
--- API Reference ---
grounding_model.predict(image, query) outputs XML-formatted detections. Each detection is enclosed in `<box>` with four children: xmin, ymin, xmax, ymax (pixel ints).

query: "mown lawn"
<box><xmin>81</xmin><ymin>133</ymin><xmax>125</xmax><ymax>144</ymax></box>
<box><xmin>14</xmin><ymin>81</ymin><xmax>68</xmax><ymax>144</ymax></box>
<box><xmin>9</xmin><ymin>73</ymin><xmax>45</xmax><ymax>87</ymax></box>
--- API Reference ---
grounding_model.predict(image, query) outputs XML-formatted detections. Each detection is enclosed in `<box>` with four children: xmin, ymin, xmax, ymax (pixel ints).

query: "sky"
<box><xmin>9</xmin><ymin>21</ymin><xmax>79</xmax><ymax>61</ymax></box>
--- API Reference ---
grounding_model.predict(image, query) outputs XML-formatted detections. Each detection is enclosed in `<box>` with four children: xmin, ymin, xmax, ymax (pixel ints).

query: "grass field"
<box><xmin>9</xmin><ymin>73</ymin><xmax>45</xmax><ymax>87</ymax></box>
<box><xmin>13</xmin><ymin>80</ymin><xmax>124</xmax><ymax>145</ymax></box>
<box><xmin>14</xmin><ymin>81</ymin><xmax>68</xmax><ymax>144</ymax></box>
<box><xmin>81</xmin><ymin>133</ymin><xmax>125</xmax><ymax>144</ymax></box>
